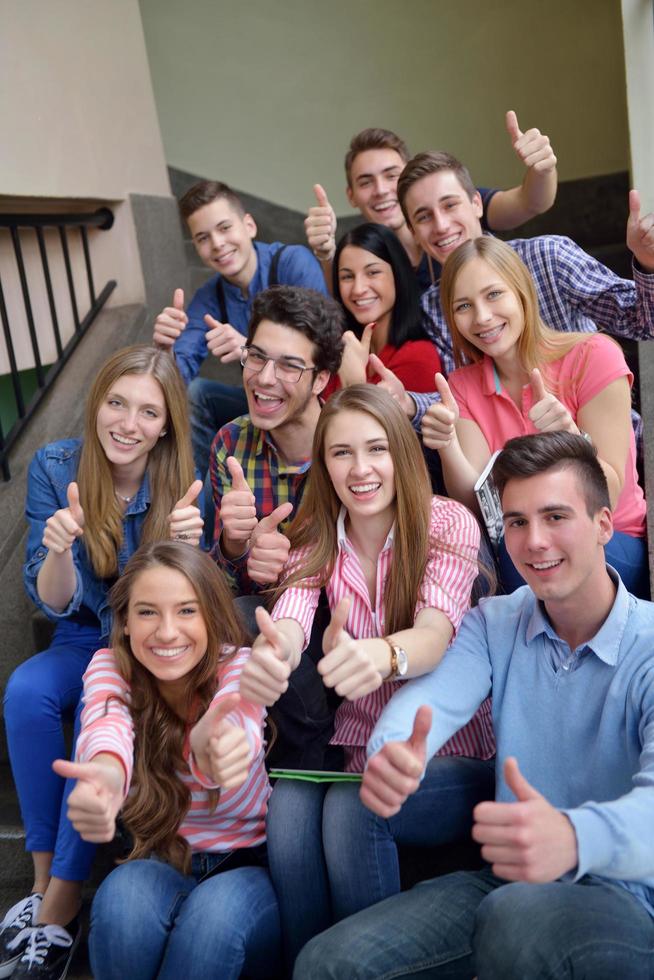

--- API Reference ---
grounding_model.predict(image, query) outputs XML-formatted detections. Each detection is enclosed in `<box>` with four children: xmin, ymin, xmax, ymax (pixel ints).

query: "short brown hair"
<box><xmin>344</xmin><ymin>128</ymin><xmax>409</xmax><ymax>186</ymax></box>
<box><xmin>178</xmin><ymin>180</ymin><xmax>245</xmax><ymax>222</ymax></box>
<box><xmin>397</xmin><ymin>151</ymin><xmax>477</xmax><ymax>226</ymax></box>
<box><xmin>492</xmin><ymin>432</ymin><xmax>611</xmax><ymax>518</ymax></box>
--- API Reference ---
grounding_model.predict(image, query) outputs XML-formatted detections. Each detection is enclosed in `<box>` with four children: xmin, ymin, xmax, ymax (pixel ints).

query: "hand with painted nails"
<box><xmin>153</xmin><ymin>288</ymin><xmax>188</xmax><ymax>349</ymax></box>
<box><xmin>247</xmin><ymin>502</ymin><xmax>293</xmax><ymax>585</ymax></box>
<box><xmin>304</xmin><ymin>184</ymin><xmax>337</xmax><ymax>262</ymax></box>
<box><xmin>42</xmin><ymin>481</ymin><xmax>85</xmax><ymax>553</ymax></box>
<box><xmin>204</xmin><ymin>314</ymin><xmax>244</xmax><ymax>363</ymax></box>
<box><xmin>168</xmin><ymin>480</ymin><xmax>204</xmax><ymax>546</ymax></box>
<box><xmin>528</xmin><ymin>368</ymin><xmax>578</xmax><ymax>434</ymax></box>
<box><xmin>421</xmin><ymin>373</ymin><xmax>460</xmax><ymax>450</ymax></box>
<box><xmin>190</xmin><ymin>692</ymin><xmax>253</xmax><ymax>790</ymax></box>
<box><xmin>360</xmin><ymin>706</ymin><xmax>432</xmax><ymax>817</ymax></box>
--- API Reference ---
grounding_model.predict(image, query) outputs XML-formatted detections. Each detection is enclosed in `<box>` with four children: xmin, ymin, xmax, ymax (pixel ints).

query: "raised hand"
<box><xmin>52</xmin><ymin>757</ymin><xmax>124</xmax><ymax>843</ymax></box>
<box><xmin>239</xmin><ymin>606</ymin><xmax>293</xmax><ymax>706</ymax></box>
<box><xmin>528</xmin><ymin>368</ymin><xmax>577</xmax><ymax>434</ymax></box>
<box><xmin>421</xmin><ymin>373</ymin><xmax>460</xmax><ymax>450</ymax></box>
<box><xmin>626</xmin><ymin>189</ymin><xmax>654</xmax><ymax>273</ymax></box>
<box><xmin>319</xmin><ymin>600</ymin><xmax>385</xmax><ymax>700</ymax></box>
<box><xmin>204</xmin><ymin>314</ymin><xmax>244</xmax><ymax>363</ymax></box>
<box><xmin>360</xmin><ymin>706</ymin><xmax>432</xmax><ymax>817</ymax></box>
<box><xmin>506</xmin><ymin>111</ymin><xmax>557</xmax><ymax>174</ymax></box>
<box><xmin>368</xmin><ymin>353</ymin><xmax>415</xmax><ymax>416</ymax></box>
<box><xmin>472</xmin><ymin>757</ymin><xmax>578</xmax><ymax>883</ymax></box>
<box><xmin>247</xmin><ymin>502</ymin><xmax>293</xmax><ymax>585</ymax></box>
<box><xmin>169</xmin><ymin>479</ymin><xmax>204</xmax><ymax>546</ymax></box>
<box><xmin>42</xmin><ymin>481</ymin><xmax>85</xmax><ymax>553</ymax></box>
<box><xmin>153</xmin><ymin>288</ymin><xmax>188</xmax><ymax>349</ymax></box>
<box><xmin>190</xmin><ymin>692</ymin><xmax>252</xmax><ymax>790</ymax></box>
<box><xmin>304</xmin><ymin>184</ymin><xmax>337</xmax><ymax>262</ymax></box>
<box><xmin>220</xmin><ymin>457</ymin><xmax>258</xmax><ymax>551</ymax></box>
<box><xmin>339</xmin><ymin>324</ymin><xmax>375</xmax><ymax>387</ymax></box>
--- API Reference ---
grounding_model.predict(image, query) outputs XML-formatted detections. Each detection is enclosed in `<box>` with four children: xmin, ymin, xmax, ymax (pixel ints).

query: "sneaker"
<box><xmin>0</xmin><ymin>895</ymin><xmax>43</xmax><ymax>978</ymax></box>
<box><xmin>11</xmin><ymin>918</ymin><xmax>79</xmax><ymax>980</ymax></box>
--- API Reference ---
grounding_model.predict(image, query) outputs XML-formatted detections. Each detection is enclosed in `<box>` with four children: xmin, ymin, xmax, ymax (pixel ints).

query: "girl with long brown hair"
<box><xmin>1</xmin><ymin>347</ymin><xmax>203</xmax><ymax>979</ymax></box>
<box><xmin>57</xmin><ymin>541</ymin><xmax>279</xmax><ymax>980</ymax></box>
<box><xmin>239</xmin><ymin>384</ymin><xmax>495</xmax><ymax>968</ymax></box>
<box><xmin>423</xmin><ymin>236</ymin><xmax>648</xmax><ymax>596</ymax></box>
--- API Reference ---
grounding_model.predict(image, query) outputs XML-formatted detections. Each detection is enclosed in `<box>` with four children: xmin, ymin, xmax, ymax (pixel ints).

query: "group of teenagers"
<box><xmin>1</xmin><ymin>115</ymin><xmax>654</xmax><ymax>980</ymax></box>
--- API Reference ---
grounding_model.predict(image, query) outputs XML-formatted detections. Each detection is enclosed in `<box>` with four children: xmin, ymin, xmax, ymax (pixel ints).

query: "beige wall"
<box><xmin>139</xmin><ymin>0</ymin><xmax>630</xmax><ymax>216</ymax></box>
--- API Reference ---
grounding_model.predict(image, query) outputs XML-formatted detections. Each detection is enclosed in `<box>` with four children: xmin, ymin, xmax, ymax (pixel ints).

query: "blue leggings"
<box><xmin>3</xmin><ymin>618</ymin><xmax>101</xmax><ymax>881</ymax></box>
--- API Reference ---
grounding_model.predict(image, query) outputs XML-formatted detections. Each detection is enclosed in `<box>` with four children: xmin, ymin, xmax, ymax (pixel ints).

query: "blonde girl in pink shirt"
<box><xmin>240</xmin><ymin>385</ymin><xmax>495</xmax><ymax>968</ymax></box>
<box><xmin>56</xmin><ymin>542</ymin><xmax>280</xmax><ymax>980</ymax></box>
<box><xmin>423</xmin><ymin>236</ymin><xmax>648</xmax><ymax>597</ymax></box>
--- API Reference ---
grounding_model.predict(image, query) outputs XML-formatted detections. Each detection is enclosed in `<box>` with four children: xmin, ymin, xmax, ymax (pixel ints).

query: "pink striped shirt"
<box><xmin>272</xmin><ymin>496</ymin><xmax>495</xmax><ymax>771</ymax></box>
<box><xmin>76</xmin><ymin>647</ymin><xmax>271</xmax><ymax>852</ymax></box>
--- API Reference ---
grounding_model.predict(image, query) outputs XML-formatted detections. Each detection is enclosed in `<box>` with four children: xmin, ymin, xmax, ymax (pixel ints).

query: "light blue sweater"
<box><xmin>368</xmin><ymin>572</ymin><xmax>654</xmax><ymax>916</ymax></box>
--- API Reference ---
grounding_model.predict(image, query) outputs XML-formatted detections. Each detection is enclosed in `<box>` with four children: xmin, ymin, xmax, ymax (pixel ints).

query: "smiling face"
<box><xmin>324</xmin><ymin>409</ymin><xmax>396</xmax><ymax>526</ymax></box>
<box><xmin>502</xmin><ymin>467</ymin><xmax>613</xmax><ymax>608</ymax></box>
<box><xmin>347</xmin><ymin>149</ymin><xmax>406</xmax><ymax>231</ymax></box>
<box><xmin>95</xmin><ymin>373</ymin><xmax>167</xmax><ymax>476</ymax></box>
<box><xmin>125</xmin><ymin>565</ymin><xmax>209</xmax><ymax>700</ymax></box>
<box><xmin>337</xmin><ymin>245</ymin><xmax>396</xmax><ymax>332</ymax></box>
<box><xmin>404</xmin><ymin>170</ymin><xmax>483</xmax><ymax>265</ymax></box>
<box><xmin>450</xmin><ymin>257</ymin><xmax>525</xmax><ymax>364</ymax></box>
<box><xmin>187</xmin><ymin>198</ymin><xmax>257</xmax><ymax>287</ymax></box>
<box><xmin>243</xmin><ymin>319</ymin><xmax>329</xmax><ymax>433</ymax></box>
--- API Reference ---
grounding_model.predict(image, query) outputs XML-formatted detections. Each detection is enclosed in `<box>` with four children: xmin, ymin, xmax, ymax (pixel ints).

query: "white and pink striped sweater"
<box><xmin>76</xmin><ymin>647</ymin><xmax>271</xmax><ymax>852</ymax></box>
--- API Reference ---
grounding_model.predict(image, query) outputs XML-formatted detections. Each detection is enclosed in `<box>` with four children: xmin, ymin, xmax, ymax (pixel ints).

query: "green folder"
<box><xmin>269</xmin><ymin>768</ymin><xmax>363</xmax><ymax>783</ymax></box>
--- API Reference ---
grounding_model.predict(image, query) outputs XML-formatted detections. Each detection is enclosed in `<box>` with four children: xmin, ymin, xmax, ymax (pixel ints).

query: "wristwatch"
<box><xmin>385</xmin><ymin>639</ymin><xmax>408</xmax><ymax>679</ymax></box>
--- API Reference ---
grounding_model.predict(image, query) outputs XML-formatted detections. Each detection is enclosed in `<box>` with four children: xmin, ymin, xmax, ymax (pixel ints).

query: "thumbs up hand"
<box><xmin>318</xmin><ymin>599</ymin><xmax>386</xmax><ymax>700</ymax></box>
<box><xmin>368</xmin><ymin>354</ymin><xmax>415</xmax><ymax>416</ymax></box>
<box><xmin>246</xmin><ymin>502</ymin><xmax>293</xmax><ymax>585</ymax></box>
<box><xmin>42</xmin><ymin>482</ymin><xmax>86</xmax><ymax>553</ymax></box>
<box><xmin>528</xmin><ymin>369</ymin><xmax>578</xmax><ymax>434</ymax></box>
<box><xmin>339</xmin><ymin>324</ymin><xmax>376</xmax><ymax>387</ymax></box>
<box><xmin>506</xmin><ymin>110</ymin><xmax>557</xmax><ymax>175</ymax></box>
<box><xmin>239</xmin><ymin>607</ymin><xmax>294</xmax><ymax>706</ymax></box>
<box><xmin>153</xmin><ymin>288</ymin><xmax>188</xmax><ymax>349</ymax></box>
<box><xmin>220</xmin><ymin>458</ymin><xmax>258</xmax><ymax>551</ymax></box>
<box><xmin>190</xmin><ymin>692</ymin><xmax>253</xmax><ymax>790</ymax></box>
<box><xmin>472</xmin><ymin>757</ymin><xmax>578</xmax><ymax>882</ymax></box>
<box><xmin>360</xmin><ymin>706</ymin><xmax>432</xmax><ymax>817</ymax></box>
<box><xmin>169</xmin><ymin>479</ymin><xmax>204</xmax><ymax>546</ymax></box>
<box><xmin>204</xmin><ymin>314</ymin><xmax>244</xmax><ymax>364</ymax></box>
<box><xmin>52</xmin><ymin>756</ymin><xmax>125</xmax><ymax>842</ymax></box>
<box><xmin>304</xmin><ymin>184</ymin><xmax>337</xmax><ymax>262</ymax></box>
<box><xmin>626</xmin><ymin>189</ymin><xmax>654</xmax><ymax>273</ymax></box>
<box><xmin>421</xmin><ymin>373</ymin><xmax>460</xmax><ymax>450</ymax></box>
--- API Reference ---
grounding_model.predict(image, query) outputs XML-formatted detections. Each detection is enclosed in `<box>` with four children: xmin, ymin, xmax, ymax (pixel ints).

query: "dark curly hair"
<box><xmin>247</xmin><ymin>285</ymin><xmax>344</xmax><ymax>375</ymax></box>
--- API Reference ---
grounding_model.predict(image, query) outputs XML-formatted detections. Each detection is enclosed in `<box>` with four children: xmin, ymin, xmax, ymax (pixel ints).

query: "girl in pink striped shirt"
<box><xmin>240</xmin><ymin>385</ymin><xmax>495</xmax><ymax>969</ymax></box>
<box><xmin>57</xmin><ymin>542</ymin><xmax>280</xmax><ymax>980</ymax></box>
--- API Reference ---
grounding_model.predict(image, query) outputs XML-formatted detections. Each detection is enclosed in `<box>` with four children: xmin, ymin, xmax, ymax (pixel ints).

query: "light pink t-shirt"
<box><xmin>448</xmin><ymin>334</ymin><xmax>646</xmax><ymax>537</ymax></box>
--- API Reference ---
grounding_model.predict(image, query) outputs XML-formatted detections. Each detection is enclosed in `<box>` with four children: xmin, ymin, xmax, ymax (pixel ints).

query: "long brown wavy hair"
<box><xmin>77</xmin><ymin>346</ymin><xmax>195</xmax><ymax>579</ymax></box>
<box><xmin>440</xmin><ymin>237</ymin><xmax>605</xmax><ymax>380</ymax></box>
<box><xmin>275</xmin><ymin>385</ymin><xmax>434</xmax><ymax>634</ymax></box>
<box><xmin>108</xmin><ymin>541</ymin><xmax>246</xmax><ymax>872</ymax></box>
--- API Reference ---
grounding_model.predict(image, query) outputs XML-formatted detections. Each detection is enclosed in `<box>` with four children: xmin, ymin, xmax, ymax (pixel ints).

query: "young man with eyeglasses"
<box><xmin>152</xmin><ymin>180</ymin><xmax>328</xmax><ymax>474</ymax></box>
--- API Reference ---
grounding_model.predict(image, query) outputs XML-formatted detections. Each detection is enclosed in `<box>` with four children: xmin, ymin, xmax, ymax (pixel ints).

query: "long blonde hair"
<box><xmin>108</xmin><ymin>541</ymin><xmax>246</xmax><ymax>872</ymax></box>
<box><xmin>276</xmin><ymin>385</ymin><xmax>433</xmax><ymax>634</ymax></box>
<box><xmin>440</xmin><ymin>237</ymin><xmax>595</xmax><ymax>375</ymax></box>
<box><xmin>77</xmin><ymin>346</ymin><xmax>195</xmax><ymax>578</ymax></box>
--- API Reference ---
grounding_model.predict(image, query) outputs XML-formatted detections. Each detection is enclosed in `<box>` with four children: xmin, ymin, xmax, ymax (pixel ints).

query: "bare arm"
<box><xmin>486</xmin><ymin>111</ymin><xmax>558</xmax><ymax>231</ymax></box>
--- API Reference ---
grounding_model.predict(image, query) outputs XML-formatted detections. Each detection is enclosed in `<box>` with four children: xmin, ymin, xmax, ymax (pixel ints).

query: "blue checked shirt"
<box><xmin>412</xmin><ymin>235</ymin><xmax>654</xmax><ymax>424</ymax></box>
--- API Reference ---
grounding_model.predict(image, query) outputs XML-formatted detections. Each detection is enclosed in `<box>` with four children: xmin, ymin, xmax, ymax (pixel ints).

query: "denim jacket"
<box><xmin>24</xmin><ymin>439</ymin><xmax>151</xmax><ymax>641</ymax></box>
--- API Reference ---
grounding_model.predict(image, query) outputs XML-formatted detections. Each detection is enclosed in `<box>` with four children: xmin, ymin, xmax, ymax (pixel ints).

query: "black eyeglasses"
<box><xmin>240</xmin><ymin>346</ymin><xmax>316</xmax><ymax>384</ymax></box>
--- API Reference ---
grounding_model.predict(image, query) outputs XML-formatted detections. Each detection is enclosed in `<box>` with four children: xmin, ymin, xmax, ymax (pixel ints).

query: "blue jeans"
<box><xmin>89</xmin><ymin>853</ymin><xmax>281</xmax><ymax>980</ymax></box>
<box><xmin>3</xmin><ymin>618</ymin><xmax>100</xmax><ymax>880</ymax></box>
<box><xmin>188</xmin><ymin>376</ymin><xmax>248</xmax><ymax>478</ymax></box>
<box><xmin>296</xmin><ymin>867</ymin><xmax>654</xmax><ymax>979</ymax></box>
<box><xmin>266</xmin><ymin>756</ymin><xmax>495</xmax><ymax>967</ymax></box>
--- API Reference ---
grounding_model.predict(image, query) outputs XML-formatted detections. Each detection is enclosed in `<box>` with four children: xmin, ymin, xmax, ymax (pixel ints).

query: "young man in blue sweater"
<box><xmin>296</xmin><ymin>431</ymin><xmax>654</xmax><ymax>979</ymax></box>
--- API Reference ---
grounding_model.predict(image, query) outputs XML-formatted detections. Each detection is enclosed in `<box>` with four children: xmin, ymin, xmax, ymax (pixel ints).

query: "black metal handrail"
<box><xmin>0</xmin><ymin>207</ymin><xmax>116</xmax><ymax>479</ymax></box>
